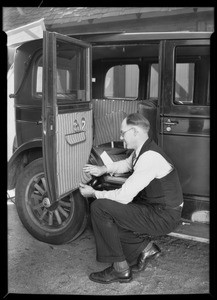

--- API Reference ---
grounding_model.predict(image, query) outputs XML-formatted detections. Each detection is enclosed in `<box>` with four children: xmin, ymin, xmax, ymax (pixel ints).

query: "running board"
<box><xmin>168</xmin><ymin>219</ymin><xmax>209</xmax><ymax>243</ymax></box>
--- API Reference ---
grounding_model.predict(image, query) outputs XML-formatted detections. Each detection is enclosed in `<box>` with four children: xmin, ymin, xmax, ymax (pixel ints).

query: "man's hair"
<box><xmin>126</xmin><ymin>113</ymin><xmax>150</xmax><ymax>132</ymax></box>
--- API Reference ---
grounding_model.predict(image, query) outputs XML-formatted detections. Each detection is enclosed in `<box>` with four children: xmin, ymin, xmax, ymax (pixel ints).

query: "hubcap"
<box><xmin>42</xmin><ymin>197</ymin><xmax>51</xmax><ymax>208</ymax></box>
<box><xmin>25</xmin><ymin>172</ymin><xmax>74</xmax><ymax>232</ymax></box>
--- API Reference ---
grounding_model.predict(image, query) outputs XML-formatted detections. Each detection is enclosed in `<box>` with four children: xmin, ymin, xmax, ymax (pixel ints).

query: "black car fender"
<box><xmin>8</xmin><ymin>139</ymin><xmax>42</xmax><ymax>190</ymax></box>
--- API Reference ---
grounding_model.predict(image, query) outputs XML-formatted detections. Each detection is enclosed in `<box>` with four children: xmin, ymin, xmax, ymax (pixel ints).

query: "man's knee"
<box><xmin>90</xmin><ymin>198</ymin><xmax>101</xmax><ymax>214</ymax></box>
<box><xmin>91</xmin><ymin>198</ymin><xmax>109</xmax><ymax>213</ymax></box>
<box><xmin>90</xmin><ymin>198</ymin><xmax>117</xmax><ymax>219</ymax></box>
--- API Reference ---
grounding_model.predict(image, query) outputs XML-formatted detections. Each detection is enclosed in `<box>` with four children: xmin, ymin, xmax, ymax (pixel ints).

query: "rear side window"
<box><xmin>174</xmin><ymin>45</ymin><xmax>210</xmax><ymax>106</ymax></box>
<box><xmin>148</xmin><ymin>63</ymin><xmax>159</xmax><ymax>99</ymax></box>
<box><xmin>104</xmin><ymin>64</ymin><xmax>139</xmax><ymax>99</ymax></box>
<box><xmin>36</xmin><ymin>60</ymin><xmax>42</xmax><ymax>94</ymax></box>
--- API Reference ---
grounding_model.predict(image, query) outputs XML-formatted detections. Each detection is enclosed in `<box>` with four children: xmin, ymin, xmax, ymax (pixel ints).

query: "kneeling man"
<box><xmin>80</xmin><ymin>113</ymin><xmax>183</xmax><ymax>284</ymax></box>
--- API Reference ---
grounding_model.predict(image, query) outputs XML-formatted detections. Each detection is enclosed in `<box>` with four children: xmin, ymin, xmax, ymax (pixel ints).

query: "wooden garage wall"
<box><xmin>55</xmin><ymin>11</ymin><xmax>214</xmax><ymax>35</ymax></box>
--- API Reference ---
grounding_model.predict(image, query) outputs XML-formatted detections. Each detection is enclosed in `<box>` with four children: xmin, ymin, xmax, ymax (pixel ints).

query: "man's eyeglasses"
<box><xmin>120</xmin><ymin>127</ymin><xmax>134</xmax><ymax>138</ymax></box>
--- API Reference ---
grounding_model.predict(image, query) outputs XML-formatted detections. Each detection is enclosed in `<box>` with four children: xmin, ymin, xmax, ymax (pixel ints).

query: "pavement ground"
<box><xmin>6</xmin><ymin>195</ymin><xmax>211</xmax><ymax>296</ymax></box>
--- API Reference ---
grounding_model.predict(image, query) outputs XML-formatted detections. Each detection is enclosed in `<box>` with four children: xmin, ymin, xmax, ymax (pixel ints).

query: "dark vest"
<box><xmin>133</xmin><ymin>138</ymin><xmax>183</xmax><ymax>208</ymax></box>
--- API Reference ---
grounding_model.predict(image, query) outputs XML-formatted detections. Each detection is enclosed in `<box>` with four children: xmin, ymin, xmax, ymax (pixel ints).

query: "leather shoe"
<box><xmin>131</xmin><ymin>243</ymin><xmax>161</xmax><ymax>273</ymax></box>
<box><xmin>89</xmin><ymin>265</ymin><xmax>132</xmax><ymax>284</ymax></box>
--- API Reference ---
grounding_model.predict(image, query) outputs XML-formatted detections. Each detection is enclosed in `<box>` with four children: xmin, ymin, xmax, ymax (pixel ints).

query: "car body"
<box><xmin>8</xmin><ymin>31</ymin><xmax>211</xmax><ymax>244</ymax></box>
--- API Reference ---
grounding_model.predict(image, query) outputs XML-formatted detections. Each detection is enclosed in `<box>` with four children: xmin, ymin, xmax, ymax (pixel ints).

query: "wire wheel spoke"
<box><xmin>48</xmin><ymin>212</ymin><xmax>53</xmax><ymax>226</ymax></box>
<box><xmin>34</xmin><ymin>183</ymin><xmax>45</xmax><ymax>195</ymax></box>
<box><xmin>31</xmin><ymin>193</ymin><xmax>43</xmax><ymax>201</ymax></box>
<box><xmin>32</xmin><ymin>202</ymin><xmax>44</xmax><ymax>211</ymax></box>
<box><xmin>58</xmin><ymin>205</ymin><xmax>69</xmax><ymax>218</ymax></box>
<box><xmin>41</xmin><ymin>177</ymin><xmax>47</xmax><ymax>190</ymax></box>
<box><xmin>54</xmin><ymin>209</ymin><xmax>62</xmax><ymax>225</ymax></box>
<box><xmin>59</xmin><ymin>200</ymin><xmax>71</xmax><ymax>208</ymax></box>
<box><xmin>39</xmin><ymin>208</ymin><xmax>48</xmax><ymax>220</ymax></box>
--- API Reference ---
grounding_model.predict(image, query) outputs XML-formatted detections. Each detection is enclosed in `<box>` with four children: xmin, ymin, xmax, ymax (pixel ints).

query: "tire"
<box><xmin>15</xmin><ymin>158</ymin><xmax>89</xmax><ymax>245</ymax></box>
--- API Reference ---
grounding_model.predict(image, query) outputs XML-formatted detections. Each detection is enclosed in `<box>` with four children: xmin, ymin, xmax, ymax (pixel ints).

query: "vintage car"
<box><xmin>8</xmin><ymin>31</ymin><xmax>211</xmax><ymax>244</ymax></box>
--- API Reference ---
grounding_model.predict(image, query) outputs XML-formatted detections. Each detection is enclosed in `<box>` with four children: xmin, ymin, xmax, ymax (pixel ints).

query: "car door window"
<box><xmin>35</xmin><ymin>43</ymin><xmax>88</xmax><ymax>102</ymax></box>
<box><xmin>174</xmin><ymin>45</ymin><xmax>210</xmax><ymax>106</ymax></box>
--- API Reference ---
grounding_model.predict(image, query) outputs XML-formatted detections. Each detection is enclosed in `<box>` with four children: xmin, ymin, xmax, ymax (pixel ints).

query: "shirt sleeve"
<box><xmin>106</xmin><ymin>152</ymin><xmax>134</xmax><ymax>175</ymax></box>
<box><xmin>95</xmin><ymin>150</ymin><xmax>172</xmax><ymax>204</ymax></box>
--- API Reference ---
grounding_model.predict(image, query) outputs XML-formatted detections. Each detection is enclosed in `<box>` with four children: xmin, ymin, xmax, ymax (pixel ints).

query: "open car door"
<box><xmin>42</xmin><ymin>31</ymin><xmax>92</xmax><ymax>204</ymax></box>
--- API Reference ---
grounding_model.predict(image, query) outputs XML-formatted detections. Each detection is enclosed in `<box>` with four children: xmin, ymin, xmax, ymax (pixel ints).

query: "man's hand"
<box><xmin>79</xmin><ymin>183</ymin><xmax>96</xmax><ymax>198</ymax></box>
<box><xmin>83</xmin><ymin>164</ymin><xmax>107</xmax><ymax>177</ymax></box>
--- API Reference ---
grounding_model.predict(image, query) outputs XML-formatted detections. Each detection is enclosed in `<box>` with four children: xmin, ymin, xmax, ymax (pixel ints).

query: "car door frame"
<box><xmin>158</xmin><ymin>38</ymin><xmax>210</xmax><ymax>200</ymax></box>
<box><xmin>42</xmin><ymin>31</ymin><xmax>92</xmax><ymax>204</ymax></box>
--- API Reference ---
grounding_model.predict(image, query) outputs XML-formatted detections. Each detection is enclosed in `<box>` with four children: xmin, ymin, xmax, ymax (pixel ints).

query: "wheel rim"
<box><xmin>25</xmin><ymin>172</ymin><xmax>75</xmax><ymax>232</ymax></box>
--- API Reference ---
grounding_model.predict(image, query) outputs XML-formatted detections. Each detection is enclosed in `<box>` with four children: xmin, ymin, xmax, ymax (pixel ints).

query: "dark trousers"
<box><xmin>91</xmin><ymin>198</ymin><xmax>181</xmax><ymax>264</ymax></box>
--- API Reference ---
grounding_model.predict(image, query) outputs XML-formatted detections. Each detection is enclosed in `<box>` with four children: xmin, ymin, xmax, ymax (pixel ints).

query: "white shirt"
<box><xmin>95</xmin><ymin>149</ymin><xmax>173</xmax><ymax>204</ymax></box>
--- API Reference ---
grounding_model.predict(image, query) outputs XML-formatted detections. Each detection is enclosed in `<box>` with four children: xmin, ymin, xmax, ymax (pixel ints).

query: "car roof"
<box><xmin>71</xmin><ymin>31</ymin><xmax>213</xmax><ymax>44</ymax></box>
<box><xmin>17</xmin><ymin>31</ymin><xmax>212</xmax><ymax>53</ymax></box>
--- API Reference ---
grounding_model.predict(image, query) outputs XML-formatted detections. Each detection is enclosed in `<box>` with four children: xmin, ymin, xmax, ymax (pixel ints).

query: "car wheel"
<box><xmin>15</xmin><ymin>158</ymin><xmax>89</xmax><ymax>244</ymax></box>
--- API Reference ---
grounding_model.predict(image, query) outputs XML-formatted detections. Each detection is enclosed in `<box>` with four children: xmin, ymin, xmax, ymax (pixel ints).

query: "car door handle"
<box><xmin>164</xmin><ymin>119</ymin><xmax>179</xmax><ymax>126</ymax></box>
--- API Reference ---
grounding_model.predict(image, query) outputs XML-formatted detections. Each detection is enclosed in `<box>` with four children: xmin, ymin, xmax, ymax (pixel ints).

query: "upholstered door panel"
<box><xmin>56</xmin><ymin>110</ymin><xmax>92</xmax><ymax>197</ymax></box>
